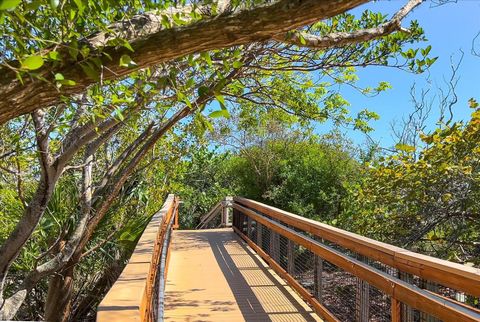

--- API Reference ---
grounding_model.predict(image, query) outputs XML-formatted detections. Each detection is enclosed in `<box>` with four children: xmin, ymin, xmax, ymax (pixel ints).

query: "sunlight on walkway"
<box><xmin>164</xmin><ymin>229</ymin><xmax>322</xmax><ymax>322</ymax></box>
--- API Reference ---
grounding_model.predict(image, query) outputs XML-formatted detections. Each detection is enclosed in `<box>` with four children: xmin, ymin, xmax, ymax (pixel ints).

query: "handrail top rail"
<box><xmin>233</xmin><ymin>197</ymin><xmax>480</xmax><ymax>286</ymax></box>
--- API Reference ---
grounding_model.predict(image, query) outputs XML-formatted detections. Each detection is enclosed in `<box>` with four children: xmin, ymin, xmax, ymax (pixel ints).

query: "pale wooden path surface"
<box><xmin>164</xmin><ymin>228</ymin><xmax>322</xmax><ymax>322</ymax></box>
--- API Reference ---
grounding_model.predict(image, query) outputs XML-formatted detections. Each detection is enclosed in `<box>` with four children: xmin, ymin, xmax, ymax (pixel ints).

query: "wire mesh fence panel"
<box><xmin>319</xmin><ymin>259</ymin><xmax>357</xmax><ymax>321</ymax></box>
<box><xmin>368</xmin><ymin>285</ymin><xmax>391</xmax><ymax>322</ymax></box>
<box><xmin>278</xmin><ymin>234</ymin><xmax>290</xmax><ymax>272</ymax></box>
<box><xmin>202</xmin><ymin>215</ymin><xmax>222</xmax><ymax>229</ymax></box>
<box><xmin>260</xmin><ymin>223</ymin><xmax>271</xmax><ymax>254</ymax></box>
<box><xmin>292</xmin><ymin>243</ymin><xmax>315</xmax><ymax>293</ymax></box>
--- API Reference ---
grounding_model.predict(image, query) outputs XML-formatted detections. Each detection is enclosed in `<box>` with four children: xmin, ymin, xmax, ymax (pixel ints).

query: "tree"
<box><xmin>172</xmin><ymin>146</ymin><xmax>233</xmax><ymax>229</ymax></box>
<box><xmin>212</xmin><ymin>106</ymin><xmax>359</xmax><ymax>221</ymax></box>
<box><xmin>341</xmin><ymin>99</ymin><xmax>480</xmax><ymax>266</ymax></box>
<box><xmin>0</xmin><ymin>0</ymin><xmax>425</xmax><ymax>123</ymax></box>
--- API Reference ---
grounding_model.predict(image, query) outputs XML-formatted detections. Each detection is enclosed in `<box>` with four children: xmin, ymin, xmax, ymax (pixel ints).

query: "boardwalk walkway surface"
<box><xmin>164</xmin><ymin>228</ymin><xmax>322</xmax><ymax>322</ymax></box>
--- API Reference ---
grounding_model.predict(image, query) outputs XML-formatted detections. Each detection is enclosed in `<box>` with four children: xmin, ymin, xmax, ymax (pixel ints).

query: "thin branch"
<box><xmin>274</xmin><ymin>0</ymin><xmax>422</xmax><ymax>49</ymax></box>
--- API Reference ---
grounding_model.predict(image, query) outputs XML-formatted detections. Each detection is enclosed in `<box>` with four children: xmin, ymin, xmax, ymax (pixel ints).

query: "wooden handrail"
<box><xmin>196</xmin><ymin>197</ymin><xmax>233</xmax><ymax>229</ymax></box>
<box><xmin>196</xmin><ymin>201</ymin><xmax>223</xmax><ymax>229</ymax></box>
<box><xmin>96</xmin><ymin>194</ymin><xmax>178</xmax><ymax>322</ymax></box>
<box><xmin>232</xmin><ymin>203</ymin><xmax>480</xmax><ymax>322</ymax></box>
<box><xmin>234</xmin><ymin>197</ymin><xmax>480</xmax><ymax>298</ymax></box>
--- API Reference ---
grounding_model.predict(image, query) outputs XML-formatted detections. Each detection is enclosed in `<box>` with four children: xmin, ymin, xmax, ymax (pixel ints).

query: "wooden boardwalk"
<box><xmin>164</xmin><ymin>228</ymin><xmax>322</xmax><ymax>322</ymax></box>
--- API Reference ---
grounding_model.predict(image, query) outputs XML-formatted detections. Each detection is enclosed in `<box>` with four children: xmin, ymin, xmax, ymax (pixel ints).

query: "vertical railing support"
<box><xmin>391</xmin><ymin>298</ymin><xmax>401</xmax><ymax>322</ymax></box>
<box><xmin>355</xmin><ymin>255</ymin><xmax>370</xmax><ymax>322</ymax></box>
<box><xmin>287</xmin><ymin>239</ymin><xmax>295</xmax><ymax>275</ymax></box>
<box><xmin>173</xmin><ymin>196</ymin><xmax>180</xmax><ymax>229</ymax></box>
<box><xmin>221</xmin><ymin>196</ymin><xmax>233</xmax><ymax>227</ymax></box>
<box><xmin>399</xmin><ymin>272</ymin><xmax>414</xmax><ymax>322</ymax></box>
<box><xmin>314</xmin><ymin>256</ymin><xmax>323</xmax><ymax>301</ymax></box>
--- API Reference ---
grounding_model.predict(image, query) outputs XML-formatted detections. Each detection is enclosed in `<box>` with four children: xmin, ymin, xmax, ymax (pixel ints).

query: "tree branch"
<box><xmin>0</xmin><ymin>0</ymin><xmax>369</xmax><ymax>124</ymax></box>
<box><xmin>274</xmin><ymin>0</ymin><xmax>422</xmax><ymax>49</ymax></box>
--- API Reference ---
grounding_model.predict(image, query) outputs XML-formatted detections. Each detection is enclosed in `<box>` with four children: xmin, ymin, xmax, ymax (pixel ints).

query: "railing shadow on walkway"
<box><xmin>208</xmin><ymin>230</ymin><xmax>318</xmax><ymax>321</ymax></box>
<box><xmin>163</xmin><ymin>229</ymin><xmax>319</xmax><ymax>321</ymax></box>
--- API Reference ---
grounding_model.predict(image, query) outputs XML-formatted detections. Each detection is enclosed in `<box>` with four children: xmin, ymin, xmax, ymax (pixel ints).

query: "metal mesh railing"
<box><xmin>232</xmin><ymin>200</ymin><xmax>480</xmax><ymax>322</ymax></box>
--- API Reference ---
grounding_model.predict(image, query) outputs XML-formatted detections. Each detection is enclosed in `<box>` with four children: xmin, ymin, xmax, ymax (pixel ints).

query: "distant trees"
<box><xmin>209</xmin><ymin>105</ymin><xmax>360</xmax><ymax>222</ymax></box>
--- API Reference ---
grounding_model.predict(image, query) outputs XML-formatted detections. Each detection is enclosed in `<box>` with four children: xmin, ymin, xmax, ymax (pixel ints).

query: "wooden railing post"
<box><xmin>314</xmin><ymin>255</ymin><xmax>323</xmax><ymax>301</ymax></box>
<box><xmin>287</xmin><ymin>239</ymin><xmax>295</xmax><ymax>275</ymax></box>
<box><xmin>391</xmin><ymin>298</ymin><xmax>401</xmax><ymax>322</ymax></box>
<box><xmin>173</xmin><ymin>197</ymin><xmax>180</xmax><ymax>229</ymax></box>
<box><xmin>221</xmin><ymin>201</ymin><xmax>226</xmax><ymax>227</ymax></box>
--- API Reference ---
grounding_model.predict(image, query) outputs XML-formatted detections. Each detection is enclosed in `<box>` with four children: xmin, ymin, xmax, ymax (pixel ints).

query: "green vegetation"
<box><xmin>340</xmin><ymin>100</ymin><xmax>480</xmax><ymax>265</ymax></box>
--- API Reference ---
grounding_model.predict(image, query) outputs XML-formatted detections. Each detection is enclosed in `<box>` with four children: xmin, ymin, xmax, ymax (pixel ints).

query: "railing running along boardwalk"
<box><xmin>96</xmin><ymin>194</ymin><xmax>179</xmax><ymax>322</ymax></box>
<box><xmin>232</xmin><ymin>197</ymin><xmax>480</xmax><ymax>322</ymax></box>
<box><xmin>96</xmin><ymin>195</ymin><xmax>480</xmax><ymax>322</ymax></box>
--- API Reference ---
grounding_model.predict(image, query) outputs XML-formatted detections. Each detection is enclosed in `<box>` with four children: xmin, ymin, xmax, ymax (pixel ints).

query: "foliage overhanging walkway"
<box><xmin>97</xmin><ymin>195</ymin><xmax>480</xmax><ymax>322</ymax></box>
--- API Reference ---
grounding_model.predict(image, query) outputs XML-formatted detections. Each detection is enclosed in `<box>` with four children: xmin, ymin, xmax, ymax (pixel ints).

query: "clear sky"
<box><xmin>317</xmin><ymin>0</ymin><xmax>480</xmax><ymax>148</ymax></box>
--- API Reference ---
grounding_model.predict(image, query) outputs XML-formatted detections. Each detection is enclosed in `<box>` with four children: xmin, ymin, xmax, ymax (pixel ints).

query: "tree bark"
<box><xmin>44</xmin><ymin>265</ymin><xmax>75</xmax><ymax>322</ymax></box>
<box><xmin>0</xmin><ymin>0</ymin><xmax>368</xmax><ymax>124</ymax></box>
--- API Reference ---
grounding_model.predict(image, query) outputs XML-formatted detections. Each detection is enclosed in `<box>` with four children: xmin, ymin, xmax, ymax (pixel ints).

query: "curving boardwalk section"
<box><xmin>164</xmin><ymin>229</ymin><xmax>322</xmax><ymax>322</ymax></box>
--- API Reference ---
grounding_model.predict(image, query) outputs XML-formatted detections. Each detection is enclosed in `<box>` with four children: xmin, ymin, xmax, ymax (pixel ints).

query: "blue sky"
<box><xmin>317</xmin><ymin>0</ymin><xmax>480</xmax><ymax>148</ymax></box>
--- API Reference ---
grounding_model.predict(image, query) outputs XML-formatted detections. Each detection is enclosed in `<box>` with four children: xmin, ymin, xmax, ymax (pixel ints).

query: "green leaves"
<box><xmin>48</xmin><ymin>51</ymin><xmax>61</xmax><ymax>61</ymax></box>
<box><xmin>214</xmin><ymin>94</ymin><xmax>225</xmax><ymax>108</ymax></box>
<box><xmin>72</xmin><ymin>0</ymin><xmax>85</xmax><ymax>15</ymax></box>
<box><xmin>208</xmin><ymin>109</ymin><xmax>230</xmax><ymax>119</ymax></box>
<box><xmin>232</xmin><ymin>61</ymin><xmax>243</xmax><ymax>69</ymax></box>
<box><xmin>80</xmin><ymin>62</ymin><xmax>99</xmax><ymax>81</ymax></box>
<box><xmin>297</xmin><ymin>33</ymin><xmax>307</xmax><ymax>45</ymax></box>
<box><xmin>0</xmin><ymin>0</ymin><xmax>21</xmax><ymax>10</ymax></box>
<box><xmin>468</xmin><ymin>98</ymin><xmax>479</xmax><ymax>109</ymax></box>
<box><xmin>421</xmin><ymin>45</ymin><xmax>431</xmax><ymax>57</ymax></box>
<box><xmin>395</xmin><ymin>143</ymin><xmax>416</xmax><ymax>153</ymax></box>
<box><xmin>50</xmin><ymin>0</ymin><xmax>59</xmax><ymax>9</ymax></box>
<box><xmin>197</xmin><ymin>86</ymin><xmax>209</xmax><ymax>98</ymax></box>
<box><xmin>119</xmin><ymin>54</ymin><xmax>137</xmax><ymax>68</ymax></box>
<box><xmin>21</xmin><ymin>55</ymin><xmax>44</xmax><ymax>70</ymax></box>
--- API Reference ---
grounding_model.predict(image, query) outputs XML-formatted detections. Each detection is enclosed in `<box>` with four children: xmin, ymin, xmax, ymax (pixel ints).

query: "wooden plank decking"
<box><xmin>164</xmin><ymin>228</ymin><xmax>322</xmax><ymax>322</ymax></box>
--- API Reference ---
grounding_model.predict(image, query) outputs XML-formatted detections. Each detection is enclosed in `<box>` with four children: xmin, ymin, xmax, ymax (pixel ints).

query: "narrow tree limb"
<box><xmin>273</xmin><ymin>0</ymin><xmax>423</xmax><ymax>49</ymax></box>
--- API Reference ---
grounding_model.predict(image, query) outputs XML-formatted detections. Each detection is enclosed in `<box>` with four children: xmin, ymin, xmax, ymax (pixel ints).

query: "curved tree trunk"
<box><xmin>44</xmin><ymin>265</ymin><xmax>75</xmax><ymax>322</ymax></box>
